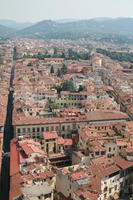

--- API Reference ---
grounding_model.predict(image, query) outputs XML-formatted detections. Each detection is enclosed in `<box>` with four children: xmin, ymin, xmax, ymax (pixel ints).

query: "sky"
<box><xmin>0</xmin><ymin>0</ymin><xmax>133</xmax><ymax>22</ymax></box>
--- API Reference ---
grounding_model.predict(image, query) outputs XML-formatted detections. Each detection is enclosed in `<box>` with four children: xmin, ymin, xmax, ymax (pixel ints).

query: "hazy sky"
<box><xmin>0</xmin><ymin>0</ymin><xmax>133</xmax><ymax>22</ymax></box>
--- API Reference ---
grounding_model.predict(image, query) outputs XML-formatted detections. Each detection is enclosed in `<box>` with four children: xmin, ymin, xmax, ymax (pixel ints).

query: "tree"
<box><xmin>13</xmin><ymin>46</ymin><xmax>17</xmax><ymax>60</ymax></box>
<box><xmin>97</xmin><ymin>48</ymin><xmax>133</xmax><ymax>63</ymax></box>
<box><xmin>78</xmin><ymin>85</ymin><xmax>84</xmax><ymax>92</ymax></box>
<box><xmin>130</xmin><ymin>65</ymin><xmax>133</xmax><ymax>69</ymax></box>
<box><xmin>0</xmin><ymin>56</ymin><xmax>2</xmax><ymax>65</ymax></box>
<box><xmin>50</xmin><ymin>102</ymin><xmax>59</xmax><ymax>110</ymax></box>
<box><xmin>36</xmin><ymin>52</ymin><xmax>45</xmax><ymax>60</ymax></box>
<box><xmin>52</xmin><ymin>84</ymin><xmax>62</xmax><ymax>94</ymax></box>
<box><xmin>61</xmin><ymin>63</ymin><xmax>67</xmax><ymax>75</ymax></box>
<box><xmin>27</xmin><ymin>62</ymin><xmax>32</xmax><ymax>66</ymax></box>
<box><xmin>61</xmin><ymin>52</ymin><xmax>65</xmax><ymax>58</ymax></box>
<box><xmin>57</xmin><ymin>68</ymin><xmax>61</xmax><ymax>77</ymax></box>
<box><xmin>51</xmin><ymin>166</ymin><xmax>57</xmax><ymax>173</ymax></box>
<box><xmin>62</xmin><ymin>81</ymin><xmax>75</xmax><ymax>92</ymax></box>
<box><xmin>53</xmin><ymin>47</ymin><xmax>57</xmax><ymax>55</ymax></box>
<box><xmin>68</xmin><ymin>48</ymin><xmax>79</xmax><ymax>60</ymax></box>
<box><xmin>23</xmin><ymin>54</ymin><xmax>26</xmax><ymax>58</ymax></box>
<box><xmin>50</xmin><ymin>66</ymin><xmax>54</xmax><ymax>74</ymax></box>
<box><xmin>68</xmin><ymin>166</ymin><xmax>74</xmax><ymax>172</ymax></box>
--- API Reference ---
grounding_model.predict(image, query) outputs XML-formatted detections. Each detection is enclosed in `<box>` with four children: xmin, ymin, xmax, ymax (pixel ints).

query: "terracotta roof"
<box><xmin>58</xmin><ymin>137</ymin><xmax>64</xmax><ymax>145</ymax></box>
<box><xmin>10</xmin><ymin>173</ymin><xmax>22</xmax><ymax>200</ymax></box>
<box><xmin>22</xmin><ymin>144</ymin><xmax>33</xmax><ymax>155</ymax></box>
<box><xmin>64</xmin><ymin>139</ymin><xmax>73</xmax><ymax>146</ymax></box>
<box><xmin>13</xmin><ymin>111</ymin><xmax>128</xmax><ymax>126</ymax></box>
<box><xmin>113</xmin><ymin>156</ymin><xmax>133</xmax><ymax>169</ymax></box>
<box><xmin>10</xmin><ymin>139</ymin><xmax>20</xmax><ymax>177</ymax></box>
<box><xmin>71</xmin><ymin>171</ymin><xmax>88</xmax><ymax>181</ymax></box>
<box><xmin>43</xmin><ymin>131</ymin><xmax>58</xmax><ymax>140</ymax></box>
<box><xmin>74</xmin><ymin>189</ymin><xmax>97</xmax><ymax>200</ymax></box>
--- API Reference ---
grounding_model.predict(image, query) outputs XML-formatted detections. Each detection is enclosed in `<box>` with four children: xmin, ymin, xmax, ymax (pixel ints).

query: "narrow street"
<box><xmin>0</xmin><ymin>47</ymin><xmax>16</xmax><ymax>200</ymax></box>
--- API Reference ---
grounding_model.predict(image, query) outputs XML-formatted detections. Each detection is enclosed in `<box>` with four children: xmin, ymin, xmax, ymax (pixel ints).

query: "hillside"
<box><xmin>0</xmin><ymin>19</ymin><xmax>33</xmax><ymax>30</ymax></box>
<box><xmin>0</xmin><ymin>24</ymin><xmax>15</xmax><ymax>38</ymax></box>
<box><xmin>17</xmin><ymin>18</ymin><xmax>133</xmax><ymax>39</ymax></box>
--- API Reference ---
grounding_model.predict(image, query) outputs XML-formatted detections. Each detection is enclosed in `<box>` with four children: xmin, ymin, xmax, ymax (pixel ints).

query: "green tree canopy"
<box><xmin>61</xmin><ymin>63</ymin><xmax>67</xmax><ymax>75</ymax></box>
<box><xmin>62</xmin><ymin>80</ymin><xmax>75</xmax><ymax>92</ymax></box>
<box><xmin>50</xmin><ymin>65</ymin><xmax>54</xmax><ymax>74</ymax></box>
<box><xmin>50</xmin><ymin>102</ymin><xmax>59</xmax><ymax>110</ymax></box>
<box><xmin>78</xmin><ymin>85</ymin><xmax>84</xmax><ymax>92</ymax></box>
<box><xmin>57</xmin><ymin>68</ymin><xmax>61</xmax><ymax>77</ymax></box>
<box><xmin>53</xmin><ymin>47</ymin><xmax>57</xmax><ymax>55</ymax></box>
<box><xmin>0</xmin><ymin>56</ymin><xmax>3</xmax><ymax>65</ymax></box>
<box><xmin>27</xmin><ymin>62</ymin><xmax>32</xmax><ymax>66</ymax></box>
<box><xmin>97</xmin><ymin>48</ymin><xmax>133</xmax><ymax>63</ymax></box>
<box><xmin>130</xmin><ymin>65</ymin><xmax>133</xmax><ymax>69</ymax></box>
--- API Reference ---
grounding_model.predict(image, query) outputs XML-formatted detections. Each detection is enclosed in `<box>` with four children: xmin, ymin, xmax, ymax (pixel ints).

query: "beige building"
<box><xmin>42</xmin><ymin>132</ymin><xmax>58</xmax><ymax>154</ymax></box>
<box><xmin>57</xmin><ymin>91</ymin><xmax>88</xmax><ymax>107</ymax></box>
<box><xmin>13</xmin><ymin>111</ymin><xmax>128</xmax><ymax>139</ymax></box>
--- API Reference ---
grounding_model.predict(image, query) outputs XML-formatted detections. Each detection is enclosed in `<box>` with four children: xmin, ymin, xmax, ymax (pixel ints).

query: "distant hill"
<box><xmin>16</xmin><ymin>18</ymin><xmax>133</xmax><ymax>39</ymax></box>
<box><xmin>1</xmin><ymin>18</ymin><xmax>133</xmax><ymax>40</ymax></box>
<box><xmin>0</xmin><ymin>24</ymin><xmax>15</xmax><ymax>38</ymax></box>
<box><xmin>56</xmin><ymin>19</ymin><xmax>79</xmax><ymax>23</ymax></box>
<box><xmin>0</xmin><ymin>19</ymin><xmax>33</xmax><ymax>30</ymax></box>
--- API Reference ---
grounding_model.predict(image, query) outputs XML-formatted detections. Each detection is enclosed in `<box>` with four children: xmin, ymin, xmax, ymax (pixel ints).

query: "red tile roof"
<box><xmin>58</xmin><ymin>137</ymin><xmax>64</xmax><ymax>145</ymax></box>
<box><xmin>22</xmin><ymin>144</ymin><xmax>33</xmax><ymax>156</ymax></box>
<box><xmin>10</xmin><ymin>139</ymin><xmax>20</xmax><ymax>177</ymax></box>
<box><xmin>74</xmin><ymin>189</ymin><xmax>97</xmax><ymax>200</ymax></box>
<box><xmin>71</xmin><ymin>171</ymin><xmax>88</xmax><ymax>181</ymax></box>
<box><xmin>10</xmin><ymin>173</ymin><xmax>22</xmax><ymax>200</ymax></box>
<box><xmin>113</xmin><ymin>156</ymin><xmax>133</xmax><ymax>170</ymax></box>
<box><xmin>43</xmin><ymin>131</ymin><xmax>58</xmax><ymax>140</ymax></box>
<box><xmin>64</xmin><ymin>139</ymin><xmax>73</xmax><ymax>146</ymax></box>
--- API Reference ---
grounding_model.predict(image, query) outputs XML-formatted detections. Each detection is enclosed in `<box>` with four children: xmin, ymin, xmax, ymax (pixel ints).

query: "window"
<box><xmin>27</xmin><ymin>128</ymin><xmax>30</xmax><ymax>132</ymax></box>
<box><xmin>46</xmin><ymin>127</ymin><xmax>49</xmax><ymax>131</ymax></box>
<box><xmin>62</xmin><ymin>126</ymin><xmax>65</xmax><ymax>131</ymax></box>
<box><xmin>96</xmin><ymin>152</ymin><xmax>99</xmax><ymax>156</ymax></box>
<box><xmin>115</xmin><ymin>185</ymin><xmax>117</xmax><ymax>190</ymax></box>
<box><xmin>46</xmin><ymin>143</ymin><xmax>49</xmax><ymax>153</ymax></box>
<box><xmin>37</xmin><ymin>127</ymin><xmax>40</xmax><ymax>132</ymax></box>
<box><xmin>41</xmin><ymin>127</ymin><xmax>44</xmax><ymax>132</ymax></box>
<box><xmin>32</xmin><ymin>128</ymin><xmax>35</xmax><ymax>132</ymax></box>
<box><xmin>51</xmin><ymin>126</ymin><xmax>54</xmax><ymax>131</ymax></box>
<box><xmin>53</xmin><ymin>143</ymin><xmax>56</xmax><ymax>153</ymax></box>
<box><xmin>104</xmin><ymin>187</ymin><xmax>107</xmax><ymax>192</ymax></box>
<box><xmin>44</xmin><ymin>193</ymin><xmax>51</xmax><ymax>198</ymax></box>
<box><xmin>73</xmin><ymin>123</ymin><xmax>76</xmax><ymax>129</ymax></box>
<box><xmin>23</xmin><ymin>128</ymin><xmax>25</xmax><ymax>133</ymax></box>
<box><xmin>91</xmin><ymin>153</ymin><xmax>94</xmax><ymax>157</ymax></box>
<box><xmin>109</xmin><ymin>147</ymin><xmax>111</xmax><ymax>152</ymax></box>
<box><xmin>109</xmin><ymin>188</ymin><xmax>112</xmax><ymax>193</ymax></box>
<box><xmin>56</xmin><ymin>126</ymin><xmax>58</xmax><ymax>131</ymax></box>
<box><xmin>17</xmin><ymin>128</ymin><xmax>20</xmax><ymax>133</ymax></box>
